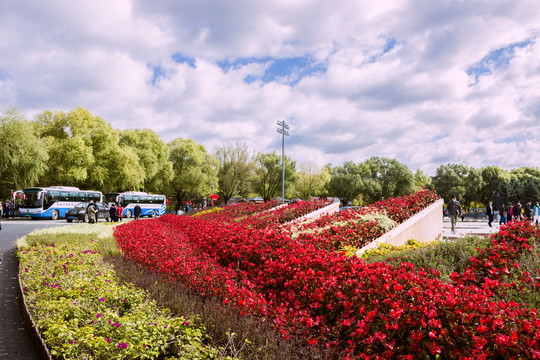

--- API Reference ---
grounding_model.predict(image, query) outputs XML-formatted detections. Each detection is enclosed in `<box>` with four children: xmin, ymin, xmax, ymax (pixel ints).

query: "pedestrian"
<box><xmin>505</xmin><ymin>202</ymin><xmax>513</xmax><ymax>222</ymax></box>
<box><xmin>447</xmin><ymin>195</ymin><xmax>462</xmax><ymax>234</ymax></box>
<box><xmin>500</xmin><ymin>204</ymin><xmax>507</xmax><ymax>225</ymax></box>
<box><xmin>87</xmin><ymin>202</ymin><xmax>96</xmax><ymax>223</ymax></box>
<box><xmin>523</xmin><ymin>201</ymin><xmax>532</xmax><ymax>221</ymax></box>
<box><xmin>109</xmin><ymin>203</ymin><xmax>117</xmax><ymax>222</ymax></box>
<box><xmin>0</xmin><ymin>202</ymin><xmax>3</xmax><ymax>218</ymax></box>
<box><xmin>486</xmin><ymin>201</ymin><xmax>494</xmax><ymax>227</ymax></box>
<box><xmin>513</xmin><ymin>201</ymin><xmax>522</xmax><ymax>222</ymax></box>
<box><xmin>116</xmin><ymin>203</ymin><xmax>123</xmax><ymax>222</ymax></box>
<box><xmin>532</xmin><ymin>202</ymin><xmax>540</xmax><ymax>226</ymax></box>
<box><xmin>134</xmin><ymin>204</ymin><xmax>142</xmax><ymax>220</ymax></box>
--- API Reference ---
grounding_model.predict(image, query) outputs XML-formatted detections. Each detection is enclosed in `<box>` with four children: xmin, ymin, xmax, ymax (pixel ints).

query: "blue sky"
<box><xmin>1</xmin><ymin>0</ymin><xmax>540</xmax><ymax>175</ymax></box>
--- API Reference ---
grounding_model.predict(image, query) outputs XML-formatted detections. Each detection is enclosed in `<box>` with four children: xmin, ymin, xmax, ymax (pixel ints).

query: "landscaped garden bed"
<box><xmin>18</xmin><ymin>193</ymin><xmax>540</xmax><ymax>359</ymax></box>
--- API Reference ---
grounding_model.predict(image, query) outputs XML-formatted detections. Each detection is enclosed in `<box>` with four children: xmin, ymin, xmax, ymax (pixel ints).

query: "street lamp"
<box><xmin>277</xmin><ymin>120</ymin><xmax>289</xmax><ymax>205</ymax></box>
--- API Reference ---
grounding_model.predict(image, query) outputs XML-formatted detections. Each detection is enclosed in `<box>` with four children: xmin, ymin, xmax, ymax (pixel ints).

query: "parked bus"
<box><xmin>105</xmin><ymin>191</ymin><xmax>166</xmax><ymax>218</ymax></box>
<box><xmin>19</xmin><ymin>186</ymin><xmax>102</xmax><ymax>220</ymax></box>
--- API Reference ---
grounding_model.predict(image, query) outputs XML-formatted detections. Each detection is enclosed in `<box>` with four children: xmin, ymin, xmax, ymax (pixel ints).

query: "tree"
<box><xmin>522</xmin><ymin>177</ymin><xmax>540</xmax><ymax>203</ymax></box>
<box><xmin>432</xmin><ymin>164</ymin><xmax>469</xmax><ymax>205</ymax></box>
<box><xmin>326</xmin><ymin>161</ymin><xmax>365</xmax><ymax>206</ymax></box>
<box><xmin>413</xmin><ymin>169</ymin><xmax>432</xmax><ymax>191</ymax></box>
<box><xmin>252</xmin><ymin>152</ymin><xmax>297</xmax><ymax>202</ymax></box>
<box><xmin>295</xmin><ymin>161</ymin><xmax>331</xmax><ymax>199</ymax></box>
<box><xmin>497</xmin><ymin>176</ymin><xmax>522</xmax><ymax>204</ymax></box>
<box><xmin>360</xmin><ymin>157</ymin><xmax>415</xmax><ymax>203</ymax></box>
<box><xmin>214</xmin><ymin>142</ymin><xmax>254</xmax><ymax>204</ymax></box>
<box><xmin>0</xmin><ymin>108</ymin><xmax>48</xmax><ymax>197</ymax></box>
<box><xmin>167</xmin><ymin>138</ymin><xmax>218</xmax><ymax>210</ymax></box>
<box><xmin>119</xmin><ymin>129</ymin><xmax>173</xmax><ymax>193</ymax></box>
<box><xmin>462</xmin><ymin>167</ymin><xmax>483</xmax><ymax>210</ymax></box>
<box><xmin>34</xmin><ymin>107</ymin><xmax>144</xmax><ymax>191</ymax></box>
<box><xmin>479</xmin><ymin>166</ymin><xmax>510</xmax><ymax>206</ymax></box>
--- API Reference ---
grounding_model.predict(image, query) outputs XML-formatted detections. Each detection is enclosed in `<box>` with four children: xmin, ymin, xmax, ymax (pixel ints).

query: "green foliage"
<box><xmin>326</xmin><ymin>161</ymin><xmax>365</xmax><ymax>205</ymax></box>
<box><xmin>252</xmin><ymin>152</ymin><xmax>297</xmax><ymax>201</ymax></box>
<box><xmin>34</xmin><ymin>107</ymin><xmax>145</xmax><ymax>191</ymax></box>
<box><xmin>119</xmin><ymin>129</ymin><xmax>173</xmax><ymax>194</ymax></box>
<box><xmin>360</xmin><ymin>157</ymin><xmax>415</xmax><ymax>203</ymax></box>
<box><xmin>479</xmin><ymin>166</ymin><xmax>510</xmax><ymax>205</ymax></box>
<box><xmin>295</xmin><ymin>161</ymin><xmax>330</xmax><ymax>200</ymax></box>
<box><xmin>413</xmin><ymin>169</ymin><xmax>432</xmax><ymax>191</ymax></box>
<box><xmin>214</xmin><ymin>142</ymin><xmax>254</xmax><ymax>203</ymax></box>
<box><xmin>18</xmin><ymin>224</ymin><xmax>219</xmax><ymax>359</ymax></box>
<box><xmin>0</xmin><ymin>107</ymin><xmax>48</xmax><ymax>197</ymax></box>
<box><xmin>168</xmin><ymin>138</ymin><xmax>218</xmax><ymax>209</ymax></box>
<box><xmin>362</xmin><ymin>235</ymin><xmax>494</xmax><ymax>281</ymax></box>
<box><xmin>432</xmin><ymin>163</ymin><xmax>473</xmax><ymax>208</ymax></box>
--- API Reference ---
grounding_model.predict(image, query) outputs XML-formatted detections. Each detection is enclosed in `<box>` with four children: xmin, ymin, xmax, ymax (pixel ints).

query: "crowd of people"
<box><xmin>498</xmin><ymin>200</ymin><xmax>540</xmax><ymax>225</ymax></box>
<box><xmin>447</xmin><ymin>196</ymin><xmax>540</xmax><ymax>233</ymax></box>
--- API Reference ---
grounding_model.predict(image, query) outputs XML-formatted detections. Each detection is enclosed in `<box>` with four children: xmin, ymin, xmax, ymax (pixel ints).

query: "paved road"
<box><xmin>0</xmin><ymin>219</ymin><xmax>70</xmax><ymax>360</ymax></box>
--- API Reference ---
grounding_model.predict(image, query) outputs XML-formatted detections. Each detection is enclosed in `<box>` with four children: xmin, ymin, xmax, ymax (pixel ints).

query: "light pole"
<box><xmin>211</xmin><ymin>182</ymin><xmax>215</xmax><ymax>206</ymax></box>
<box><xmin>277</xmin><ymin>120</ymin><xmax>289</xmax><ymax>205</ymax></box>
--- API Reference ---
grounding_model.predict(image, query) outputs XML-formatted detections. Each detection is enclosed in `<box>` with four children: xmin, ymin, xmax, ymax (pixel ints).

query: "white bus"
<box><xmin>105</xmin><ymin>191</ymin><xmax>167</xmax><ymax>218</ymax></box>
<box><xmin>19</xmin><ymin>186</ymin><xmax>102</xmax><ymax>220</ymax></box>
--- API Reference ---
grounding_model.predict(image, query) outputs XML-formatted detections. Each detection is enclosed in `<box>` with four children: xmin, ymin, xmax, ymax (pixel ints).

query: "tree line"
<box><xmin>1</xmin><ymin>107</ymin><xmax>538</xmax><ymax>210</ymax></box>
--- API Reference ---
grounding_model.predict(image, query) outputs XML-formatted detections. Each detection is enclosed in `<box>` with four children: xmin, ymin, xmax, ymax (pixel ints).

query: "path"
<box><xmin>0</xmin><ymin>220</ymin><xmax>68</xmax><ymax>360</ymax></box>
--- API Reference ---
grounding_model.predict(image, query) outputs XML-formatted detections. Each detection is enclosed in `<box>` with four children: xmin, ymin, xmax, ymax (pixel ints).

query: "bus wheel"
<box><xmin>51</xmin><ymin>210</ymin><xmax>59</xmax><ymax>221</ymax></box>
<box><xmin>126</xmin><ymin>210</ymin><xmax>132</xmax><ymax>218</ymax></box>
<box><xmin>151</xmin><ymin>210</ymin><xmax>156</xmax><ymax>218</ymax></box>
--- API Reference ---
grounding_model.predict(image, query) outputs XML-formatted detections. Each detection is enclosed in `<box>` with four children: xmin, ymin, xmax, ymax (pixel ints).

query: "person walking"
<box><xmin>532</xmin><ymin>202</ymin><xmax>540</xmax><ymax>226</ymax></box>
<box><xmin>116</xmin><ymin>203</ymin><xmax>123</xmax><ymax>222</ymax></box>
<box><xmin>500</xmin><ymin>204</ymin><xmax>507</xmax><ymax>225</ymax></box>
<box><xmin>134</xmin><ymin>204</ymin><xmax>142</xmax><ymax>220</ymax></box>
<box><xmin>447</xmin><ymin>195</ymin><xmax>462</xmax><ymax>234</ymax></box>
<box><xmin>523</xmin><ymin>201</ymin><xmax>532</xmax><ymax>221</ymax></box>
<box><xmin>87</xmin><ymin>202</ymin><xmax>96</xmax><ymax>223</ymax></box>
<box><xmin>505</xmin><ymin>202</ymin><xmax>513</xmax><ymax>222</ymax></box>
<box><xmin>486</xmin><ymin>201</ymin><xmax>494</xmax><ymax>227</ymax></box>
<box><xmin>513</xmin><ymin>201</ymin><xmax>522</xmax><ymax>222</ymax></box>
<box><xmin>109</xmin><ymin>203</ymin><xmax>117</xmax><ymax>222</ymax></box>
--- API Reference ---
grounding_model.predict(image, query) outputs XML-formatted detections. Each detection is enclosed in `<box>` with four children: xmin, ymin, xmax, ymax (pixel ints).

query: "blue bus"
<box><xmin>105</xmin><ymin>191</ymin><xmax>166</xmax><ymax>218</ymax></box>
<box><xmin>19</xmin><ymin>186</ymin><xmax>102</xmax><ymax>220</ymax></box>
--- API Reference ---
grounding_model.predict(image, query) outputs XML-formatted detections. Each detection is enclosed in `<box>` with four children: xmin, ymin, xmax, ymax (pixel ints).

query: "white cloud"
<box><xmin>1</xmin><ymin>0</ymin><xmax>540</xmax><ymax>176</ymax></box>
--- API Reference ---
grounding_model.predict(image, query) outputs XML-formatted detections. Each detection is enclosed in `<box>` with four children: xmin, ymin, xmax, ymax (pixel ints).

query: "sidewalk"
<box><xmin>442</xmin><ymin>217</ymin><xmax>501</xmax><ymax>239</ymax></box>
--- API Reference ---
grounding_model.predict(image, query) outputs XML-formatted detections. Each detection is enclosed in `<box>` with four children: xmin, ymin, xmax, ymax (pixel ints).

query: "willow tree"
<box><xmin>34</xmin><ymin>107</ymin><xmax>144</xmax><ymax>191</ymax></box>
<box><xmin>167</xmin><ymin>138</ymin><xmax>218</xmax><ymax>210</ymax></box>
<box><xmin>0</xmin><ymin>108</ymin><xmax>48</xmax><ymax>197</ymax></box>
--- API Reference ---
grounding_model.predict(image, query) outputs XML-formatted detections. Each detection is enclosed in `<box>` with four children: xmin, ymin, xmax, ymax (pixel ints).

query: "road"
<box><xmin>0</xmin><ymin>219</ymin><xmax>71</xmax><ymax>360</ymax></box>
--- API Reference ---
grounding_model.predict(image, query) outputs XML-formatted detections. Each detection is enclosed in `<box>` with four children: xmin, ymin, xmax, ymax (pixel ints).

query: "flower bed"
<box><xmin>114</xmin><ymin>191</ymin><xmax>540</xmax><ymax>359</ymax></box>
<box><xmin>17</xmin><ymin>225</ymin><xmax>217</xmax><ymax>359</ymax></box>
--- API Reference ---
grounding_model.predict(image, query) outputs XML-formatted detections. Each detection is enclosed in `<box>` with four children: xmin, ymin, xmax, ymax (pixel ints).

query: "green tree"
<box><xmin>0</xmin><ymin>108</ymin><xmax>48</xmax><ymax>197</ymax></box>
<box><xmin>252</xmin><ymin>152</ymin><xmax>297</xmax><ymax>202</ymax></box>
<box><xmin>522</xmin><ymin>177</ymin><xmax>540</xmax><ymax>203</ymax></box>
<box><xmin>360</xmin><ymin>157</ymin><xmax>415</xmax><ymax>203</ymax></box>
<box><xmin>167</xmin><ymin>138</ymin><xmax>218</xmax><ymax>210</ymax></box>
<box><xmin>462</xmin><ymin>167</ymin><xmax>483</xmax><ymax>210</ymax></box>
<box><xmin>214</xmin><ymin>142</ymin><xmax>254</xmax><ymax>204</ymax></box>
<box><xmin>326</xmin><ymin>161</ymin><xmax>365</xmax><ymax>206</ymax></box>
<box><xmin>432</xmin><ymin>164</ymin><xmax>469</xmax><ymax>205</ymax></box>
<box><xmin>479</xmin><ymin>166</ymin><xmax>510</xmax><ymax>206</ymax></box>
<box><xmin>34</xmin><ymin>107</ymin><xmax>145</xmax><ymax>191</ymax></box>
<box><xmin>119</xmin><ymin>129</ymin><xmax>173</xmax><ymax>193</ymax></box>
<box><xmin>295</xmin><ymin>161</ymin><xmax>331</xmax><ymax>200</ymax></box>
<box><xmin>413</xmin><ymin>169</ymin><xmax>432</xmax><ymax>191</ymax></box>
<box><xmin>498</xmin><ymin>176</ymin><xmax>522</xmax><ymax>204</ymax></box>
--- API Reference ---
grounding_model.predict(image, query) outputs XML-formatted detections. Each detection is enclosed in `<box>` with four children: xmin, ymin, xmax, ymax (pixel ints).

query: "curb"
<box><xmin>18</xmin><ymin>270</ymin><xmax>52</xmax><ymax>360</ymax></box>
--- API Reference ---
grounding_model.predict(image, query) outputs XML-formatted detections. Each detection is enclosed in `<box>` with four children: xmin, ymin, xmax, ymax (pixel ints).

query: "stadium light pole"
<box><xmin>276</xmin><ymin>120</ymin><xmax>289</xmax><ymax>205</ymax></box>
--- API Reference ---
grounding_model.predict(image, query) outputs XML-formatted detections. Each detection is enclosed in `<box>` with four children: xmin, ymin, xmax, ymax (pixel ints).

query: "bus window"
<box><xmin>89</xmin><ymin>192</ymin><xmax>100</xmax><ymax>203</ymax></box>
<box><xmin>69</xmin><ymin>192</ymin><xmax>79</xmax><ymax>202</ymax></box>
<box><xmin>60</xmin><ymin>192</ymin><xmax>69</xmax><ymax>201</ymax></box>
<box><xmin>22</xmin><ymin>190</ymin><xmax>43</xmax><ymax>208</ymax></box>
<box><xmin>79</xmin><ymin>192</ymin><xmax>88</xmax><ymax>202</ymax></box>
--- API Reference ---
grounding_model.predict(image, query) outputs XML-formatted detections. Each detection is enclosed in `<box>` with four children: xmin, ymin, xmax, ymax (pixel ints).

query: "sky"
<box><xmin>1</xmin><ymin>0</ymin><xmax>540</xmax><ymax>175</ymax></box>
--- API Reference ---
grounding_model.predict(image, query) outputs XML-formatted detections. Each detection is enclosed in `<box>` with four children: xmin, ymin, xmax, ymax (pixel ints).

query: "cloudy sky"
<box><xmin>1</xmin><ymin>0</ymin><xmax>540</xmax><ymax>175</ymax></box>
